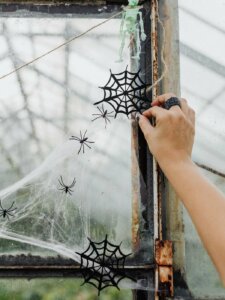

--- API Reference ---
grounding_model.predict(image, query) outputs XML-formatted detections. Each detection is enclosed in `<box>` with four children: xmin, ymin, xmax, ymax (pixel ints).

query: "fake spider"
<box><xmin>69</xmin><ymin>130</ymin><xmax>95</xmax><ymax>154</ymax></box>
<box><xmin>92</xmin><ymin>105</ymin><xmax>114</xmax><ymax>128</ymax></box>
<box><xmin>58</xmin><ymin>176</ymin><xmax>76</xmax><ymax>195</ymax></box>
<box><xmin>0</xmin><ymin>200</ymin><xmax>17</xmax><ymax>220</ymax></box>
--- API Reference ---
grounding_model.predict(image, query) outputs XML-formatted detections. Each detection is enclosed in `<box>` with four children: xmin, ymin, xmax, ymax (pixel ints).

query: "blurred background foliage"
<box><xmin>0</xmin><ymin>278</ymin><xmax>132</xmax><ymax>300</ymax></box>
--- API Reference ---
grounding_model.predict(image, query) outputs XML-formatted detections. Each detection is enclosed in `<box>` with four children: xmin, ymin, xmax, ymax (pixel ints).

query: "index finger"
<box><xmin>151</xmin><ymin>93</ymin><xmax>176</xmax><ymax>106</ymax></box>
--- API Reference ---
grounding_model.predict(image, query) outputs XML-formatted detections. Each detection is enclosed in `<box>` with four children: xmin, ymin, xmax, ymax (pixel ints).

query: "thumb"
<box><xmin>138</xmin><ymin>114</ymin><xmax>154</xmax><ymax>139</ymax></box>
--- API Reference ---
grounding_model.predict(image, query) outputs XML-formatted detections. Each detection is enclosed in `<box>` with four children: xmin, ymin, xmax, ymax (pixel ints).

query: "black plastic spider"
<box><xmin>58</xmin><ymin>176</ymin><xmax>76</xmax><ymax>195</ymax></box>
<box><xmin>92</xmin><ymin>104</ymin><xmax>114</xmax><ymax>128</ymax></box>
<box><xmin>69</xmin><ymin>130</ymin><xmax>95</xmax><ymax>154</ymax></box>
<box><xmin>0</xmin><ymin>200</ymin><xmax>17</xmax><ymax>220</ymax></box>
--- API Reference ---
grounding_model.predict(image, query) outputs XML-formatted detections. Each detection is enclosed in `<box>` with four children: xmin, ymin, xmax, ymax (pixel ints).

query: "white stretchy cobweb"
<box><xmin>0</xmin><ymin>121</ymin><xmax>154</xmax><ymax>292</ymax></box>
<box><xmin>0</xmin><ymin>122</ymin><xmax>130</xmax><ymax>254</ymax></box>
<box><xmin>0</xmin><ymin>117</ymin><xmax>153</xmax><ymax>291</ymax></box>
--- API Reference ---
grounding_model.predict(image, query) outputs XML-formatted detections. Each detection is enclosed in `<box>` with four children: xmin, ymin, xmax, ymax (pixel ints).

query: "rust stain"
<box><xmin>155</xmin><ymin>239</ymin><xmax>173</xmax><ymax>297</ymax></box>
<box><xmin>151</xmin><ymin>1</ymin><xmax>161</xmax><ymax>299</ymax></box>
<box><xmin>151</xmin><ymin>0</ymin><xmax>159</xmax><ymax>98</ymax></box>
<box><xmin>151</xmin><ymin>0</ymin><xmax>162</xmax><ymax>241</ymax></box>
<box><xmin>158</xmin><ymin>266</ymin><xmax>174</xmax><ymax>297</ymax></box>
<box><xmin>157</xmin><ymin>166</ymin><xmax>163</xmax><ymax>240</ymax></box>
<box><xmin>155</xmin><ymin>239</ymin><xmax>172</xmax><ymax>266</ymax></box>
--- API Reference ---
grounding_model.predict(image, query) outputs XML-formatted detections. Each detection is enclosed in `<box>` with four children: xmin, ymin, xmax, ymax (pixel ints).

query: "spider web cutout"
<box><xmin>94</xmin><ymin>68</ymin><xmax>150</xmax><ymax>117</ymax></box>
<box><xmin>76</xmin><ymin>235</ymin><xmax>133</xmax><ymax>295</ymax></box>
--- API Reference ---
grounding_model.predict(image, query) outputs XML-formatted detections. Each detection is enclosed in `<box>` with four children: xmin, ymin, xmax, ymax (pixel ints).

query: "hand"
<box><xmin>138</xmin><ymin>93</ymin><xmax>195</xmax><ymax>168</ymax></box>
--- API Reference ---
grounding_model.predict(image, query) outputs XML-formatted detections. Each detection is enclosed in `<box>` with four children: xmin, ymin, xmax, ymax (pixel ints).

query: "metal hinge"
<box><xmin>155</xmin><ymin>239</ymin><xmax>174</xmax><ymax>298</ymax></box>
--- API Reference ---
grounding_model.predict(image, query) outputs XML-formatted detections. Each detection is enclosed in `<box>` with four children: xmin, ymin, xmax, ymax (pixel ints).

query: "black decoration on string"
<box><xmin>76</xmin><ymin>235</ymin><xmax>133</xmax><ymax>295</ymax></box>
<box><xmin>92</xmin><ymin>104</ymin><xmax>114</xmax><ymax>128</ymax></box>
<box><xmin>0</xmin><ymin>200</ymin><xmax>17</xmax><ymax>220</ymax></box>
<box><xmin>69</xmin><ymin>130</ymin><xmax>95</xmax><ymax>154</ymax></box>
<box><xmin>58</xmin><ymin>176</ymin><xmax>76</xmax><ymax>195</ymax></box>
<box><xmin>94</xmin><ymin>68</ymin><xmax>150</xmax><ymax>117</ymax></box>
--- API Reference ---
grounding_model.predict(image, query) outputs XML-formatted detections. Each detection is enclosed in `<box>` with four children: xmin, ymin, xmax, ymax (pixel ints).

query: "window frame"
<box><xmin>158</xmin><ymin>0</ymin><xmax>198</xmax><ymax>298</ymax></box>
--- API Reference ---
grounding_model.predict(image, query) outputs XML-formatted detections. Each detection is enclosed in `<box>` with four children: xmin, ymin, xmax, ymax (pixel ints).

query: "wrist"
<box><xmin>157</xmin><ymin>155</ymin><xmax>194</xmax><ymax>176</ymax></box>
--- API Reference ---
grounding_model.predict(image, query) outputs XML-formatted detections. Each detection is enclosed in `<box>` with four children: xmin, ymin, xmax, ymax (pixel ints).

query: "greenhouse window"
<box><xmin>0</xmin><ymin>1</ymin><xmax>158</xmax><ymax>300</ymax></box>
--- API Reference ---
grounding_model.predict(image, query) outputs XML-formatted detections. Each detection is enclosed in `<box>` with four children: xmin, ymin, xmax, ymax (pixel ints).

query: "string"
<box><xmin>0</xmin><ymin>10</ymin><xmax>123</xmax><ymax>81</ymax></box>
<box><xmin>0</xmin><ymin>3</ymin><xmax>166</xmax><ymax>85</ymax></box>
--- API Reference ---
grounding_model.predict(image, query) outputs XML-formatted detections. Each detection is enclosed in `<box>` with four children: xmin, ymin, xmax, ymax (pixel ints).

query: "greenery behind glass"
<box><xmin>0</xmin><ymin>278</ymin><xmax>132</xmax><ymax>300</ymax></box>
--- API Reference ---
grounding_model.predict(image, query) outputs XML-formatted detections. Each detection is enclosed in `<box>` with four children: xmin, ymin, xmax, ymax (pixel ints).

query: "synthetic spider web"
<box><xmin>0</xmin><ymin>126</ymin><xmax>133</xmax><ymax>270</ymax></box>
<box><xmin>76</xmin><ymin>235</ymin><xmax>133</xmax><ymax>295</ymax></box>
<box><xmin>94</xmin><ymin>68</ymin><xmax>150</xmax><ymax>117</ymax></box>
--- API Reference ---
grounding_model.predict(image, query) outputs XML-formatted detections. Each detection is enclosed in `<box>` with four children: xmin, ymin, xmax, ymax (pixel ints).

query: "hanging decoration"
<box><xmin>76</xmin><ymin>235</ymin><xmax>133</xmax><ymax>295</ymax></box>
<box><xmin>117</xmin><ymin>0</ymin><xmax>146</xmax><ymax>62</ymax></box>
<box><xmin>94</xmin><ymin>68</ymin><xmax>149</xmax><ymax>117</ymax></box>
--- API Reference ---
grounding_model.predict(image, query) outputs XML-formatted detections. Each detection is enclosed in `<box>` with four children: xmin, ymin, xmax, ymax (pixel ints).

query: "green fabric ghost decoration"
<box><xmin>117</xmin><ymin>0</ymin><xmax>146</xmax><ymax>62</ymax></box>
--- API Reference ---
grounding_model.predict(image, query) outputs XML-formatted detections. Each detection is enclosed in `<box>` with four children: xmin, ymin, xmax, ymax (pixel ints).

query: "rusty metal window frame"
<box><xmin>0</xmin><ymin>1</ymin><xmax>156</xmax><ymax>299</ymax></box>
<box><xmin>156</xmin><ymin>1</ymin><xmax>199</xmax><ymax>298</ymax></box>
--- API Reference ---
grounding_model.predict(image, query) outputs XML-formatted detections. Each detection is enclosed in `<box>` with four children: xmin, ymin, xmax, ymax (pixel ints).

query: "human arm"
<box><xmin>138</xmin><ymin>93</ymin><xmax>225</xmax><ymax>285</ymax></box>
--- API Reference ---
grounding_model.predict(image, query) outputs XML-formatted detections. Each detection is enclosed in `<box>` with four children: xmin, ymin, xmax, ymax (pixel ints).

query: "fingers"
<box><xmin>151</xmin><ymin>93</ymin><xmax>191</xmax><ymax>118</ymax></box>
<box><xmin>138</xmin><ymin>114</ymin><xmax>154</xmax><ymax>139</ymax></box>
<box><xmin>189</xmin><ymin>107</ymin><xmax>195</xmax><ymax>127</ymax></box>
<box><xmin>180</xmin><ymin>98</ymin><xmax>189</xmax><ymax>117</ymax></box>
<box><xmin>142</xmin><ymin>105</ymin><xmax>167</xmax><ymax>119</ymax></box>
<box><xmin>151</xmin><ymin>93</ymin><xmax>176</xmax><ymax>107</ymax></box>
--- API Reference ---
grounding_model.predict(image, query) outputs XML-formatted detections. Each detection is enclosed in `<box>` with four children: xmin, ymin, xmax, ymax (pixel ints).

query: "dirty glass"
<box><xmin>0</xmin><ymin>278</ymin><xmax>132</xmax><ymax>300</ymax></box>
<box><xmin>179</xmin><ymin>0</ymin><xmax>225</xmax><ymax>297</ymax></box>
<box><xmin>0</xmin><ymin>13</ymin><xmax>147</xmax><ymax>260</ymax></box>
<box><xmin>0</xmin><ymin>7</ymin><xmax>154</xmax><ymax>297</ymax></box>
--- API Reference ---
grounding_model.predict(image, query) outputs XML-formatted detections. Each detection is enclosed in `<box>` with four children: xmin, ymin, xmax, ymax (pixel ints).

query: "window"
<box><xmin>2</xmin><ymin>1</ymin><xmax>223</xmax><ymax>299</ymax></box>
<box><xmin>0</xmin><ymin>1</ymin><xmax>155</xmax><ymax>299</ymax></box>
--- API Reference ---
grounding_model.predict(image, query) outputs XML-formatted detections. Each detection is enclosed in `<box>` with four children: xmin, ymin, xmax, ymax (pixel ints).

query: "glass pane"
<box><xmin>0</xmin><ymin>5</ymin><xmax>153</xmax><ymax>277</ymax></box>
<box><xmin>179</xmin><ymin>0</ymin><xmax>225</xmax><ymax>297</ymax></box>
<box><xmin>0</xmin><ymin>278</ymin><xmax>132</xmax><ymax>300</ymax></box>
<box><xmin>0</xmin><ymin>16</ymin><xmax>132</xmax><ymax>256</ymax></box>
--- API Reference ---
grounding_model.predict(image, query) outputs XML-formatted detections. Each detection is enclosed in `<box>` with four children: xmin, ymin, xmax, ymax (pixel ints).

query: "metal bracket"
<box><xmin>155</xmin><ymin>239</ymin><xmax>174</xmax><ymax>298</ymax></box>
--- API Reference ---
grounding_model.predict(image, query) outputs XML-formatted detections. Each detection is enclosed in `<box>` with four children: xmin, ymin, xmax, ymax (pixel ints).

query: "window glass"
<box><xmin>179</xmin><ymin>0</ymin><xmax>225</xmax><ymax>297</ymax></box>
<box><xmin>0</xmin><ymin>278</ymin><xmax>132</xmax><ymax>300</ymax></box>
<box><xmin>0</xmin><ymin>7</ymin><xmax>153</xmax><ymax>277</ymax></box>
<box><xmin>0</xmin><ymin>16</ymin><xmax>136</xmax><ymax>259</ymax></box>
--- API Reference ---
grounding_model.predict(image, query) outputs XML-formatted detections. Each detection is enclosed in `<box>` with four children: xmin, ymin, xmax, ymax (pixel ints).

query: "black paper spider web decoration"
<box><xmin>76</xmin><ymin>235</ymin><xmax>133</xmax><ymax>295</ymax></box>
<box><xmin>94</xmin><ymin>68</ymin><xmax>150</xmax><ymax>117</ymax></box>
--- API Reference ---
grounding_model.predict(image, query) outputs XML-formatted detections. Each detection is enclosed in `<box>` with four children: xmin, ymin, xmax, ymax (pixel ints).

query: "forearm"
<box><xmin>139</xmin><ymin>93</ymin><xmax>225</xmax><ymax>284</ymax></box>
<box><xmin>160</xmin><ymin>158</ymin><xmax>225</xmax><ymax>284</ymax></box>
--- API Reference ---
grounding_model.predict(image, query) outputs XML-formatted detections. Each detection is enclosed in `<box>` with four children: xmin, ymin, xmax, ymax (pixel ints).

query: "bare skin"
<box><xmin>138</xmin><ymin>92</ymin><xmax>225</xmax><ymax>286</ymax></box>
